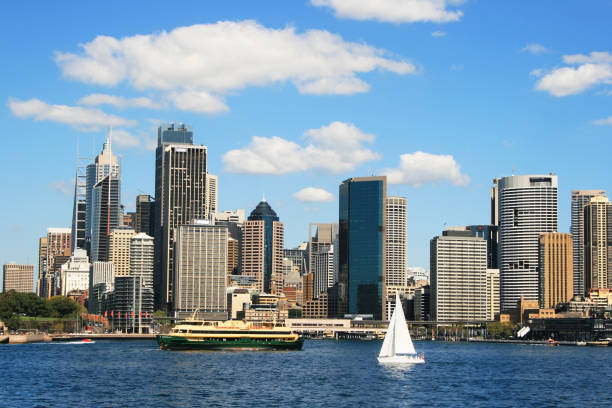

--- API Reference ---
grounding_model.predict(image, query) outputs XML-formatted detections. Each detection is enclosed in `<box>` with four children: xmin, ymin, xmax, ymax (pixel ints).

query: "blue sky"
<box><xmin>2</xmin><ymin>1</ymin><xmax>611</xmax><ymax>284</ymax></box>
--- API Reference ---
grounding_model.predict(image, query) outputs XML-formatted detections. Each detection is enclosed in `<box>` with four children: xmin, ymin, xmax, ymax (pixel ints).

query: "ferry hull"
<box><xmin>157</xmin><ymin>335</ymin><xmax>304</xmax><ymax>351</ymax></box>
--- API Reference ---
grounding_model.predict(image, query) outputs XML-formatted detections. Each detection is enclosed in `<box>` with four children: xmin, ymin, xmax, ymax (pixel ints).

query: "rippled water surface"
<box><xmin>3</xmin><ymin>340</ymin><xmax>611</xmax><ymax>407</ymax></box>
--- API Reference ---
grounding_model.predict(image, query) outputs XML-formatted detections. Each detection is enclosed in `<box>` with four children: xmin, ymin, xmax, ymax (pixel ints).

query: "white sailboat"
<box><xmin>378</xmin><ymin>292</ymin><xmax>425</xmax><ymax>364</ymax></box>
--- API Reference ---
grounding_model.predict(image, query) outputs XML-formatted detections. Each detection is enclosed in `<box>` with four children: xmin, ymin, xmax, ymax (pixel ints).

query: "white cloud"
<box><xmin>293</xmin><ymin>187</ymin><xmax>335</xmax><ymax>202</ymax></box>
<box><xmin>431</xmin><ymin>31</ymin><xmax>447</xmax><ymax>37</ymax></box>
<box><xmin>49</xmin><ymin>180</ymin><xmax>73</xmax><ymax>196</ymax></box>
<box><xmin>529</xmin><ymin>68</ymin><xmax>544</xmax><ymax>77</ymax></box>
<box><xmin>592</xmin><ymin>116</ymin><xmax>612</xmax><ymax>126</ymax></box>
<box><xmin>311</xmin><ymin>0</ymin><xmax>463</xmax><ymax>23</ymax></box>
<box><xmin>382</xmin><ymin>151</ymin><xmax>469</xmax><ymax>186</ymax></box>
<box><xmin>223</xmin><ymin>121</ymin><xmax>380</xmax><ymax>174</ymax></box>
<box><xmin>563</xmin><ymin>51</ymin><xmax>612</xmax><ymax>64</ymax></box>
<box><xmin>166</xmin><ymin>90</ymin><xmax>229</xmax><ymax>114</ymax></box>
<box><xmin>55</xmin><ymin>21</ymin><xmax>416</xmax><ymax>114</ymax></box>
<box><xmin>7</xmin><ymin>98</ymin><xmax>136</xmax><ymax>130</ymax></box>
<box><xmin>536</xmin><ymin>63</ymin><xmax>612</xmax><ymax>97</ymax></box>
<box><xmin>79</xmin><ymin>93</ymin><xmax>161</xmax><ymax>109</ymax></box>
<box><xmin>521</xmin><ymin>43</ymin><xmax>549</xmax><ymax>55</ymax></box>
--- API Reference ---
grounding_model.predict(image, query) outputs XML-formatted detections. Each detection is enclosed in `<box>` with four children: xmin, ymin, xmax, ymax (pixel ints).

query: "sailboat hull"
<box><xmin>378</xmin><ymin>355</ymin><xmax>425</xmax><ymax>364</ymax></box>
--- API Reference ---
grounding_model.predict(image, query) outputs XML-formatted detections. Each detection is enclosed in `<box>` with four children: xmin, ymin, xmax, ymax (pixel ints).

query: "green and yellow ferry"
<box><xmin>156</xmin><ymin>318</ymin><xmax>304</xmax><ymax>351</ymax></box>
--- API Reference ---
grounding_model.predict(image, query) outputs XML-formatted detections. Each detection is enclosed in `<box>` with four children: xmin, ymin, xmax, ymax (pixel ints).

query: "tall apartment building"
<box><xmin>135</xmin><ymin>194</ymin><xmax>155</xmax><ymax>237</ymax></box>
<box><xmin>430</xmin><ymin>230</ymin><xmax>488</xmax><ymax>322</ymax></box>
<box><xmin>538</xmin><ymin>233</ymin><xmax>573</xmax><ymax>308</ymax></box>
<box><xmin>154</xmin><ymin>123</ymin><xmax>209</xmax><ymax>310</ymax></box>
<box><xmin>86</xmin><ymin>135</ymin><xmax>120</xmax><ymax>252</ymax></box>
<box><xmin>309</xmin><ymin>223</ymin><xmax>338</xmax><ymax>298</ymax></box>
<box><xmin>486</xmin><ymin>269</ymin><xmax>500</xmax><ymax>321</ymax></box>
<box><xmin>91</xmin><ymin>174</ymin><xmax>121</xmax><ymax>262</ymax></box>
<box><xmin>242</xmin><ymin>200</ymin><xmax>284</xmax><ymax>294</ymax></box>
<box><xmin>3</xmin><ymin>263</ymin><xmax>34</xmax><ymax>293</ymax></box>
<box><xmin>88</xmin><ymin>261</ymin><xmax>115</xmax><ymax>314</ymax></box>
<box><xmin>173</xmin><ymin>223</ymin><xmax>228</xmax><ymax>319</ymax></box>
<box><xmin>584</xmin><ymin>196</ymin><xmax>612</xmax><ymax>292</ymax></box>
<box><xmin>109</xmin><ymin>228</ymin><xmax>136</xmax><ymax>277</ymax></box>
<box><xmin>130</xmin><ymin>233</ymin><xmax>154</xmax><ymax>289</ymax></box>
<box><xmin>571</xmin><ymin>190</ymin><xmax>606</xmax><ymax>296</ymax></box>
<box><xmin>498</xmin><ymin>174</ymin><xmax>558</xmax><ymax>311</ymax></box>
<box><xmin>385</xmin><ymin>196</ymin><xmax>407</xmax><ymax>287</ymax></box>
<box><xmin>339</xmin><ymin>176</ymin><xmax>386</xmax><ymax>319</ymax></box>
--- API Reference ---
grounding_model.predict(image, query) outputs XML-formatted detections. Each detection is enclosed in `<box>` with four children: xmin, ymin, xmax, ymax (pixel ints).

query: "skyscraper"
<box><xmin>338</xmin><ymin>176</ymin><xmax>386</xmax><ymax>319</ymax></box>
<box><xmin>130</xmin><ymin>233</ymin><xmax>154</xmax><ymax>289</ymax></box>
<box><xmin>109</xmin><ymin>228</ymin><xmax>136</xmax><ymax>277</ymax></box>
<box><xmin>583</xmin><ymin>196</ymin><xmax>612</xmax><ymax>293</ymax></box>
<box><xmin>59</xmin><ymin>248</ymin><xmax>90</xmax><ymax>296</ymax></box>
<box><xmin>3</xmin><ymin>263</ymin><xmax>34</xmax><ymax>293</ymax></box>
<box><xmin>309</xmin><ymin>223</ymin><xmax>338</xmax><ymax>298</ymax></box>
<box><xmin>242</xmin><ymin>200</ymin><xmax>284</xmax><ymax>294</ymax></box>
<box><xmin>538</xmin><ymin>232</ymin><xmax>573</xmax><ymax>308</ymax></box>
<box><xmin>85</xmin><ymin>134</ymin><xmax>120</xmax><ymax>252</ymax></box>
<box><xmin>154</xmin><ymin>123</ymin><xmax>208</xmax><ymax>310</ymax></box>
<box><xmin>385</xmin><ymin>196</ymin><xmax>407</xmax><ymax>287</ymax></box>
<box><xmin>498</xmin><ymin>174</ymin><xmax>558</xmax><ymax>311</ymax></box>
<box><xmin>90</xmin><ymin>174</ymin><xmax>121</xmax><ymax>262</ymax></box>
<box><xmin>206</xmin><ymin>173</ymin><xmax>218</xmax><ymax>217</ymax></box>
<box><xmin>173</xmin><ymin>222</ymin><xmax>228</xmax><ymax>319</ymax></box>
<box><xmin>430</xmin><ymin>230</ymin><xmax>488</xmax><ymax>322</ymax></box>
<box><xmin>571</xmin><ymin>190</ymin><xmax>606</xmax><ymax>296</ymax></box>
<box><xmin>39</xmin><ymin>228</ymin><xmax>71</xmax><ymax>298</ymax></box>
<box><xmin>37</xmin><ymin>237</ymin><xmax>47</xmax><ymax>295</ymax></box>
<box><xmin>135</xmin><ymin>194</ymin><xmax>154</xmax><ymax>237</ymax></box>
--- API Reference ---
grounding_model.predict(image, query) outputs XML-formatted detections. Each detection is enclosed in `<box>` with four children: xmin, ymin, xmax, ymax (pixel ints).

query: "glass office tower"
<box><xmin>338</xmin><ymin>176</ymin><xmax>386</xmax><ymax>320</ymax></box>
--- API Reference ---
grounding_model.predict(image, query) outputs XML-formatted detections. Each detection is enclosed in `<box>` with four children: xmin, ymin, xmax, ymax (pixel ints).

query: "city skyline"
<box><xmin>2</xmin><ymin>1</ymin><xmax>612</xmax><ymax>279</ymax></box>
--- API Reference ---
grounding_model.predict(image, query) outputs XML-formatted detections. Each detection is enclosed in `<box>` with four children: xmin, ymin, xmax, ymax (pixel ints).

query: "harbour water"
<box><xmin>3</xmin><ymin>340</ymin><xmax>611</xmax><ymax>407</ymax></box>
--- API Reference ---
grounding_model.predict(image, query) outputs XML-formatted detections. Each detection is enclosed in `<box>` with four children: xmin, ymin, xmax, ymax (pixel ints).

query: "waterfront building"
<box><xmin>309</xmin><ymin>223</ymin><xmax>338</xmax><ymax>298</ymax></box>
<box><xmin>486</xmin><ymin>269</ymin><xmax>500</xmax><ymax>321</ymax></box>
<box><xmin>173</xmin><ymin>222</ymin><xmax>228</xmax><ymax>319</ymax></box>
<box><xmin>86</xmin><ymin>134</ymin><xmax>120</xmax><ymax>252</ymax></box>
<box><xmin>130</xmin><ymin>233</ymin><xmax>154</xmax><ymax>289</ymax></box>
<box><xmin>227</xmin><ymin>289</ymin><xmax>251</xmax><ymax>319</ymax></box>
<box><xmin>135</xmin><ymin>194</ymin><xmax>154</xmax><ymax>237</ymax></box>
<box><xmin>101</xmin><ymin>276</ymin><xmax>153</xmax><ymax>333</ymax></box>
<box><xmin>413</xmin><ymin>285</ymin><xmax>430</xmax><ymax>321</ymax></box>
<box><xmin>498</xmin><ymin>174</ymin><xmax>558</xmax><ymax>311</ymax></box>
<box><xmin>583</xmin><ymin>196</ymin><xmax>612</xmax><ymax>292</ymax></box>
<box><xmin>3</xmin><ymin>263</ymin><xmax>34</xmax><ymax>293</ymax></box>
<box><xmin>338</xmin><ymin>176</ymin><xmax>386</xmax><ymax>319</ymax></box>
<box><xmin>242</xmin><ymin>200</ymin><xmax>284</xmax><ymax>294</ymax></box>
<box><xmin>109</xmin><ymin>228</ymin><xmax>136</xmax><ymax>277</ymax></box>
<box><xmin>60</xmin><ymin>248</ymin><xmax>90</xmax><ymax>296</ymax></box>
<box><xmin>430</xmin><ymin>229</ymin><xmax>488</xmax><ymax>322</ymax></box>
<box><xmin>385</xmin><ymin>196</ymin><xmax>407</xmax><ymax>287</ymax></box>
<box><xmin>91</xmin><ymin>174</ymin><xmax>121</xmax><ymax>262</ymax></box>
<box><xmin>154</xmin><ymin>123</ymin><xmax>209</xmax><ymax>310</ymax></box>
<box><xmin>538</xmin><ymin>233</ymin><xmax>573</xmax><ymax>308</ymax></box>
<box><xmin>571</xmin><ymin>190</ymin><xmax>606</xmax><ymax>296</ymax></box>
<box><xmin>89</xmin><ymin>261</ymin><xmax>115</xmax><ymax>314</ymax></box>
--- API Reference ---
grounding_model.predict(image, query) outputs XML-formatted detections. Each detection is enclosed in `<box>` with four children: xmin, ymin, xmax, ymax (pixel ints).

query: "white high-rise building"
<box><xmin>60</xmin><ymin>248</ymin><xmax>90</xmax><ymax>295</ymax></box>
<box><xmin>486</xmin><ymin>269</ymin><xmax>500</xmax><ymax>321</ymax></box>
<box><xmin>430</xmin><ymin>231</ymin><xmax>488</xmax><ymax>322</ymax></box>
<box><xmin>206</xmin><ymin>174</ymin><xmax>218</xmax><ymax>218</ymax></box>
<box><xmin>498</xmin><ymin>174</ymin><xmax>558</xmax><ymax>311</ymax></box>
<box><xmin>130</xmin><ymin>233</ymin><xmax>154</xmax><ymax>289</ymax></box>
<box><xmin>571</xmin><ymin>190</ymin><xmax>606</xmax><ymax>296</ymax></box>
<box><xmin>385</xmin><ymin>196</ymin><xmax>407</xmax><ymax>287</ymax></box>
<box><xmin>109</xmin><ymin>228</ymin><xmax>136</xmax><ymax>277</ymax></box>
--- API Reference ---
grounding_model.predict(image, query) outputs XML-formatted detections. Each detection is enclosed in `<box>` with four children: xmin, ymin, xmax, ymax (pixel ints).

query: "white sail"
<box><xmin>378</xmin><ymin>307</ymin><xmax>396</xmax><ymax>357</ymax></box>
<box><xmin>392</xmin><ymin>292</ymin><xmax>416</xmax><ymax>355</ymax></box>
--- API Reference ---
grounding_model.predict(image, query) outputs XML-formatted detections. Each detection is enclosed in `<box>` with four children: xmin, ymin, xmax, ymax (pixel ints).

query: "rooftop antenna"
<box><xmin>262</xmin><ymin>193</ymin><xmax>266</xmax><ymax>202</ymax></box>
<box><xmin>512</xmin><ymin>165</ymin><xmax>515</xmax><ymax>176</ymax></box>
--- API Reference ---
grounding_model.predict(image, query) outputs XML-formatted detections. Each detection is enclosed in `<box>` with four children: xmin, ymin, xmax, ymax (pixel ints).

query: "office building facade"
<box><xmin>498</xmin><ymin>174</ymin><xmax>558</xmax><ymax>311</ymax></box>
<box><xmin>130</xmin><ymin>233</ymin><xmax>154</xmax><ymax>289</ymax></box>
<box><xmin>109</xmin><ymin>228</ymin><xmax>136</xmax><ymax>277</ymax></box>
<box><xmin>338</xmin><ymin>176</ymin><xmax>386</xmax><ymax>319</ymax></box>
<box><xmin>538</xmin><ymin>233</ymin><xmax>573</xmax><ymax>308</ymax></box>
<box><xmin>486</xmin><ymin>269</ymin><xmax>500</xmax><ymax>321</ymax></box>
<box><xmin>173</xmin><ymin>223</ymin><xmax>228</xmax><ymax>319</ymax></box>
<box><xmin>571</xmin><ymin>190</ymin><xmax>606</xmax><ymax>296</ymax></box>
<box><xmin>242</xmin><ymin>200</ymin><xmax>284</xmax><ymax>294</ymax></box>
<box><xmin>583</xmin><ymin>196</ymin><xmax>612</xmax><ymax>293</ymax></box>
<box><xmin>385</xmin><ymin>196</ymin><xmax>407</xmax><ymax>287</ymax></box>
<box><xmin>430</xmin><ymin>232</ymin><xmax>488</xmax><ymax>322</ymax></box>
<box><xmin>60</xmin><ymin>248</ymin><xmax>90</xmax><ymax>296</ymax></box>
<box><xmin>91</xmin><ymin>174</ymin><xmax>121</xmax><ymax>262</ymax></box>
<box><xmin>309</xmin><ymin>223</ymin><xmax>338</xmax><ymax>298</ymax></box>
<box><xmin>3</xmin><ymin>263</ymin><xmax>34</xmax><ymax>293</ymax></box>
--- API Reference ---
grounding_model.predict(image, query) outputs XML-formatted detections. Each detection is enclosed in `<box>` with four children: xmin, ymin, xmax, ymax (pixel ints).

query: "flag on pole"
<box><xmin>132</xmin><ymin>311</ymin><xmax>135</xmax><ymax>318</ymax></box>
<box><xmin>111</xmin><ymin>310</ymin><xmax>114</xmax><ymax>318</ymax></box>
<box><xmin>104</xmin><ymin>310</ymin><xmax>107</xmax><ymax>317</ymax></box>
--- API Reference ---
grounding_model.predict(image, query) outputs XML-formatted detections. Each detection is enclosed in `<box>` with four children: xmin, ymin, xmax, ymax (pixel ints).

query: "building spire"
<box><xmin>106</xmin><ymin>126</ymin><xmax>112</xmax><ymax>155</ymax></box>
<box><xmin>262</xmin><ymin>193</ymin><xmax>266</xmax><ymax>202</ymax></box>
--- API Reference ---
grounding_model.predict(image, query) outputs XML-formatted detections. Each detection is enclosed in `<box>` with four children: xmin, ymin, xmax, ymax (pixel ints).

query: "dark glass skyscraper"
<box><xmin>338</xmin><ymin>176</ymin><xmax>386</xmax><ymax>320</ymax></box>
<box><xmin>91</xmin><ymin>174</ymin><xmax>121</xmax><ymax>262</ymax></box>
<box><xmin>135</xmin><ymin>194</ymin><xmax>154</xmax><ymax>237</ymax></box>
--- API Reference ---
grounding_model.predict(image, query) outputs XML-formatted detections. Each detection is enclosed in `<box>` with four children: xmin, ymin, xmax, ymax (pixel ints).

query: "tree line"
<box><xmin>0</xmin><ymin>290</ymin><xmax>83</xmax><ymax>330</ymax></box>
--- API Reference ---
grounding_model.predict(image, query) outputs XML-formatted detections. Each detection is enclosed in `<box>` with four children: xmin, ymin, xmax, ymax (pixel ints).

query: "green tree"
<box><xmin>47</xmin><ymin>296</ymin><xmax>80</xmax><ymax>318</ymax></box>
